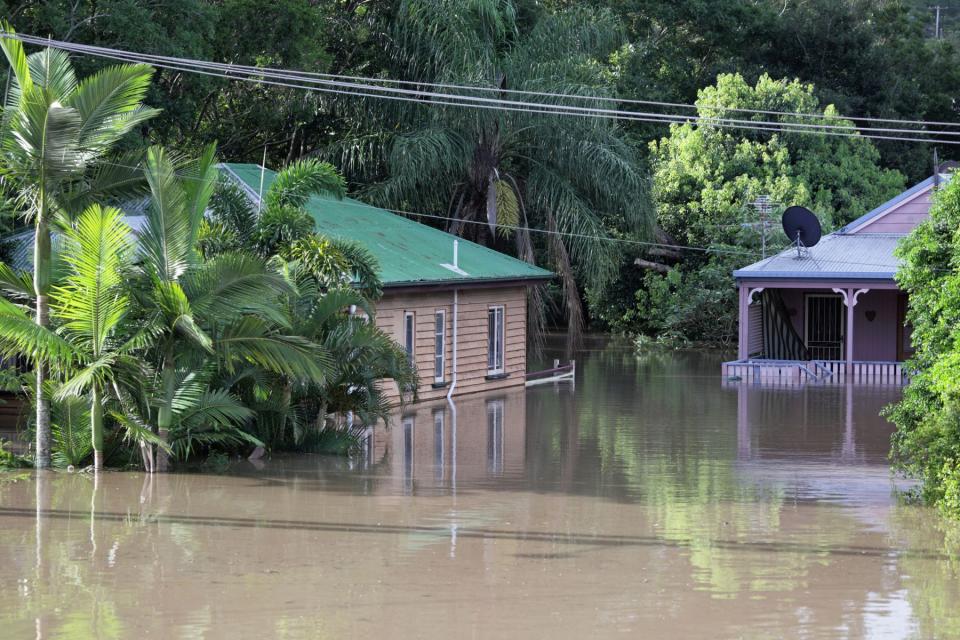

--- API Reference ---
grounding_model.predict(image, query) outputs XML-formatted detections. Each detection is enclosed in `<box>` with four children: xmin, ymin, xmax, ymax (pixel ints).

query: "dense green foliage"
<box><xmin>595</xmin><ymin>74</ymin><xmax>906</xmax><ymax>343</ymax></box>
<box><xmin>0</xmin><ymin>35</ymin><xmax>415</xmax><ymax>470</ymax></box>
<box><xmin>328</xmin><ymin>0</ymin><xmax>652</xmax><ymax>348</ymax></box>
<box><xmin>1</xmin><ymin>2</ymin><xmax>959</xmax><ymax>473</ymax></box>
<box><xmin>888</xmin><ymin>177</ymin><xmax>960</xmax><ymax>517</ymax></box>
<box><xmin>6</xmin><ymin>0</ymin><xmax>954</xmax><ymax>343</ymax></box>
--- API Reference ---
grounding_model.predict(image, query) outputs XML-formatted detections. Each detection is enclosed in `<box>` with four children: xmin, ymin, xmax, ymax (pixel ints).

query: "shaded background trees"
<box><xmin>2</xmin><ymin>0</ymin><xmax>958</xmax><ymax>342</ymax></box>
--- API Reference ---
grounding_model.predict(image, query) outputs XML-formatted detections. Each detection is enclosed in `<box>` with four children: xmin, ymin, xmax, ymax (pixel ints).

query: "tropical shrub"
<box><xmin>887</xmin><ymin>175</ymin><xmax>960</xmax><ymax>517</ymax></box>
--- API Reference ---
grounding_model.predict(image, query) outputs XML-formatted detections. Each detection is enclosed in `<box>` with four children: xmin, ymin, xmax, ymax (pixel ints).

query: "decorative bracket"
<box><xmin>832</xmin><ymin>287</ymin><xmax>869</xmax><ymax>307</ymax></box>
<box><xmin>747</xmin><ymin>287</ymin><xmax>765</xmax><ymax>305</ymax></box>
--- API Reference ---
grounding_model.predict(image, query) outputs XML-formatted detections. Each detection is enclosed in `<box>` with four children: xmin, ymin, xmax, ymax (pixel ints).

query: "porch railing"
<box><xmin>722</xmin><ymin>359</ymin><xmax>906</xmax><ymax>386</ymax></box>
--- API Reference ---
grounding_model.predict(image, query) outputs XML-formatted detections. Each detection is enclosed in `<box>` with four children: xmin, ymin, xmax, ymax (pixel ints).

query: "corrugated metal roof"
<box><xmin>734</xmin><ymin>173</ymin><xmax>959</xmax><ymax>282</ymax></box>
<box><xmin>222</xmin><ymin>163</ymin><xmax>553</xmax><ymax>288</ymax></box>
<box><xmin>733</xmin><ymin>233</ymin><xmax>904</xmax><ymax>281</ymax></box>
<box><xmin>1</xmin><ymin>166</ymin><xmax>553</xmax><ymax>288</ymax></box>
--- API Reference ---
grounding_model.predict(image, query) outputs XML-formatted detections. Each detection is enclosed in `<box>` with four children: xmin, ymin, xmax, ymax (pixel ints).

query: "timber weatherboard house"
<box><xmin>724</xmin><ymin>170</ymin><xmax>954</xmax><ymax>385</ymax></box>
<box><xmin>220</xmin><ymin>164</ymin><xmax>553</xmax><ymax>403</ymax></box>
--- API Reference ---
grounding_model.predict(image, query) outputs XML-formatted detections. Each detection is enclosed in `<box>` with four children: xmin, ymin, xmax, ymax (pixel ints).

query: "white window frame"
<box><xmin>487</xmin><ymin>305</ymin><xmax>505</xmax><ymax>375</ymax></box>
<box><xmin>403</xmin><ymin>311</ymin><xmax>415</xmax><ymax>367</ymax></box>
<box><xmin>433</xmin><ymin>309</ymin><xmax>446</xmax><ymax>383</ymax></box>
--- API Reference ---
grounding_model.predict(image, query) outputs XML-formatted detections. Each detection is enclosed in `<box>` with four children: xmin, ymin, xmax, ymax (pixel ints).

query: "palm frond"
<box><xmin>208</xmin><ymin>176</ymin><xmax>257</xmax><ymax>235</ymax></box>
<box><xmin>216</xmin><ymin>316</ymin><xmax>332</xmax><ymax>384</ymax></box>
<box><xmin>26</xmin><ymin>47</ymin><xmax>77</xmax><ymax>98</ymax></box>
<box><xmin>183</xmin><ymin>252</ymin><xmax>290</xmax><ymax>326</ymax></box>
<box><xmin>109</xmin><ymin>410</ymin><xmax>170</xmax><ymax>451</ymax></box>
<box><xmin>140</xmin><ymin>145</ymin><xmax>192</xmax><ymax>281</ymax></box>
<box><xmin>7</xmin><ymin>86</ymin><xmax>85</xmax><ymax>180</ymax></box>
<box><xmin>0</xmin><ymin>300</ymin><xmax>74</xmax><ymax>365</ymax></box>
<box><xmin>0</xmin><ymin>22</ymin><xmax>33</xmax><ymax>105</ymax></box>
<box><xmin>0</xmin><ymin>262</ymin><xmax>34</xmax><ymax>299</ymax></box>
<box><xmin>60</xmin><ymin>149</ymin><xmax>149</xmax><ymax>214</ymax></box>
<box><xmin>55</xmin><ymin>354</ymin><xmax>117</xmax><ymax>399</ymax></box>
<box><xmin>50</xmin><ymin>395</ymin><xmax>91</xmax><ymax>468</ymax></box>
<box><xmin>265</xmin><ymin>158</ymin><xmax>345</xmax><ymax>210</ymax></box>
<box><xmin>52</xmin><ymin>204</ymin><xmax>132</xmax><ymax>353</ymax></box>
<box><xmin>307</xmin><ymin>286</ymin><xmax>373</xmax><ymax>329</ymax></box>
<box><xmin>181</xmin><ymin>142</ymin><xmax>219</xmax><ymax>245</ymax></box>
<box><xmin>66</xmin><ymin>63</ymin><xmax>158</xmax><ymax>152</ymax></box>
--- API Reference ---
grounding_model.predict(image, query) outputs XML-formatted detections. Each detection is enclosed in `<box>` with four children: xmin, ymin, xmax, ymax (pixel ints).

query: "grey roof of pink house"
<box><xmin>733</xmin><ymin>233</ymin><xmax>905</xmax><ymax>280</ymax></box>
<box><xmin>734</xmin><ymin>173</ymin><xmax>952</xmax><ymax>282</ymax></box>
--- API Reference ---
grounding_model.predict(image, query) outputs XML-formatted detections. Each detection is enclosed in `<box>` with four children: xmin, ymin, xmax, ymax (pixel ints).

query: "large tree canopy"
<box><xmin>592</xmin><ymin>73</ymin><xmax>906</xmax><ymax>343</ymax></box>
<box><xmin>330</xmin><ymin>0</ymin><xmax>653</xmax><ymax>347</ymax></box>
<box><xmin>650</xmin><ymin>73</ymin><xmax>906</xmax><ymax>248</ymax></box>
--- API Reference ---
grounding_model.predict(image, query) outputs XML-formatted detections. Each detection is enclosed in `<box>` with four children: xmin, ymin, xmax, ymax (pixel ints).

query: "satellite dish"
<box><xmin>781</xmin><ymin>206</ymin><xmax>822</xmax><ymax>249</ymax></box>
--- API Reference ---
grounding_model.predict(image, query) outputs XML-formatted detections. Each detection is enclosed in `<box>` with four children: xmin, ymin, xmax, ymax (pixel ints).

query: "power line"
<box><xmin>4</xmin><ymin>33</ymin><xmax>960</xmax><ymax>146</ymax></box>
<box><xmin>34</xmin><ymin>155</ymin><xmax>936</xmax><ymax>273</ymax></box>
<box><xmin>8</xmin><ymin>31</ymin><xmax>960</xmax><ymax>131</ymax></box>
<box><xmin>0</xmin><ymin>34</ymin><xmax>951</xmax><ymax>271</ymax></box>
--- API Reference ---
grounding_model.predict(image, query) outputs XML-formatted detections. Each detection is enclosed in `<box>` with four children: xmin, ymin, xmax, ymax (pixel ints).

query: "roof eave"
<box><xmin>382</xmin><ymin>274</ymin><xmax>553</xmax><ymax>292</ymax></box>
<box><xmin>733</xmin><ymin>271</ymin><xmax>896</xmax><ymax>281</ymax></box>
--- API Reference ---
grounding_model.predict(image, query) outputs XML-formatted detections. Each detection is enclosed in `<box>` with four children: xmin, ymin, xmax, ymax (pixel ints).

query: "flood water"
<box><xmin>2</xmin><ymin>339</ymin><xmax>960</xmax><ymax>639</ymax></box>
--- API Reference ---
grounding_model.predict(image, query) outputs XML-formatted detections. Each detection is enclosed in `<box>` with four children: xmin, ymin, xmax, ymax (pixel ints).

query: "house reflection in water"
<box><xmin>733</xmin><ymin>382</ymin><xmax>900</xmax><ymax>464</ymax></box>
<box><xmin>368</xmin><ymin>390</ymin><xmax>526</xmax><ymax>494</ymax></box>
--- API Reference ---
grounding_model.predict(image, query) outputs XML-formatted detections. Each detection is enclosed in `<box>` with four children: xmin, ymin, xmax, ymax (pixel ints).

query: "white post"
<box><xmin>846</xmin><ymin>288</ymin><xmax>855</xmax><ymax>376</ymax></box>
<box><xmin>738</xmin><ymin>285</ymin><xmax>748</xmax><ymax>360</ymax></box>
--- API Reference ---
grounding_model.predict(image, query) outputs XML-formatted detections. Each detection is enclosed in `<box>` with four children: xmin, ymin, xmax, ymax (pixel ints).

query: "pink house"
<box><xmin>724</xmin><ymin>169</ymin><xmax>955</xmax><ymax>385</ymax></box>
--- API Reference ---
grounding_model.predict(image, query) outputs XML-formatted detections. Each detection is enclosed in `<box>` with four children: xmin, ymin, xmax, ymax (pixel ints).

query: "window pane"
<box><xmin>404</xmin><ymin>314</ymin><xmax>414</xmax><ymax>365</ymax></box>
<box><xmin>496</xmin><ymin>308</ymin><xmax>504</xmax><ymax>369</ymax></box>
<box><xmin>488</xmin><ymin>309</ymin><xmax>496</xmax><ymax>369</ymax></box>
<box><xmin>434</xmin><ymin>312</ymin><xmax>444</xmax><ymax>380</ymax></box>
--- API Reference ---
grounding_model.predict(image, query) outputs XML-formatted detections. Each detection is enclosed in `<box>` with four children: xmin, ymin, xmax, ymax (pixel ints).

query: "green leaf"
<box><xmin>52</xmin><ymin>204</ymin><xmax>132</xmax><ymax>355</ymax></box>
<box><xmin>265</xmin><ymin>158</ymin><xmax>346</xmax><ymax>210</ymax></box>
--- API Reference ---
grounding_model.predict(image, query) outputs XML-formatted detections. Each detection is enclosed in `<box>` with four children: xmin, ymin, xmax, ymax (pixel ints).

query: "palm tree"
<box><xmin>330</xmin><ymin>1</ymin><xmax>652</xmax><ymax>350</ymax></box>
<box><xmin>0</xmin><ymin>25</ymin><xmax>157</xmax><ymax>467</ymax></box>
<box><xmin>133</xmin><ymin>145</ymin><xmax>332</xmax><ymax>469</ymax></box>
<box><xmin>206</xmin><ymin>160</ymin><xmax>417</xmax><ymax>447</ymax></box>
<box><xmin>272</xmin><ymin>260</ymin><xmax>416</xmax><ymax>436</ymax></box>
<box><xmin>0</xmin><ymin>204</ymin><xmax>160</xmax><ymax>470</ymax></box>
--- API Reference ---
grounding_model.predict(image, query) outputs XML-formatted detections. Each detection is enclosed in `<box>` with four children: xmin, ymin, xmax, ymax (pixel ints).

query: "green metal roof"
<box><xmin>220</xmin><ymin>163</ymin><xmax>553</xmax><ymax>288</ymax></box>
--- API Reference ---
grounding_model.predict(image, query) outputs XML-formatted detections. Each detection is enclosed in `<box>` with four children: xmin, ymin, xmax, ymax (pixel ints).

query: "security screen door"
<box><xmin>804</xmin><ymin>293</ymin><xmax>845</xmax><ymax>360</ymax></box>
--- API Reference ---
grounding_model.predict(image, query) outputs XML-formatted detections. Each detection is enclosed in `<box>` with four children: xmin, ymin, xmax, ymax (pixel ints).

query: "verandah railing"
<box><xmin>722</xmin><ymin>359</ymin><xmax>906</xmax><ymax>386</ymax></box>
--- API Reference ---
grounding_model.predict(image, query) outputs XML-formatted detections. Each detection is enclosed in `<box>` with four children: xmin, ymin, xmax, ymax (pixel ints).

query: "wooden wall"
<box><xmin>375</xmin><ymin>286</ymin><xmax>528</xmax><ymax>404</ymax></box>
<box><xmin>853</xmin><ymin>187</ymin><xmax>932</xmax><ymax>234</ymax></box>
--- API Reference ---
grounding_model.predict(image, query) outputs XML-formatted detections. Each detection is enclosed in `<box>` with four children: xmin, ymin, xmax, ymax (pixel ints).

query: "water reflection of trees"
<box><xmin>524</xmin><ymin>345</ymin><xmax>913</xmax><ymax>616</ymax></box>
<box><xmin>889</xmin><ymin>506</ymin><xmax>960</xmax><ymax>637</ymax></box>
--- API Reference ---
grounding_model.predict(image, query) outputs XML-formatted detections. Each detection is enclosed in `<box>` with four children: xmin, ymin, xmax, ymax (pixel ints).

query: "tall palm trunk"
<box><xmin>155</xmin><ymin>346</ymin><xmax>176</xmax><ymax>472</ymax></box>
<box><xmin>33</xmin><ymin>205</ymin><xmax>52</xmax><ymax>469</ymax></box>
<box><xmin>90</xmin><ymin>385</ymin><xmax>104</xmax><ymax>471</ymax></box>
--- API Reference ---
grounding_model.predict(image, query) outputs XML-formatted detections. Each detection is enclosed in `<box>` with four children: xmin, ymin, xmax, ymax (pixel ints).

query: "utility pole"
<box><xmin>934</xmin><ymin>5</ymin><xmax>942</xmax><ymax>39</ymax></box>
<box><xmin>748</xmin><ymin>195</ymin><xmax>778</xmax><ymax>259</ymax></box>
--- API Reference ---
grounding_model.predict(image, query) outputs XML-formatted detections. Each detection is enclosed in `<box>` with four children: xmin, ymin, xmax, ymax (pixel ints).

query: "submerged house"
<box><xmin>724</xmin><ymin>170</ymin><xmax>954</xmax><ymax>384</ymax></box>
<box><xmin>220</xmin><ymin>164</ymin><xmax>553</xmax><ymax>403</ymax></box>
<box><xmin>2</xmin><ymin>164</ymin><xmax>552</xmax><ymax>408</ymax></box>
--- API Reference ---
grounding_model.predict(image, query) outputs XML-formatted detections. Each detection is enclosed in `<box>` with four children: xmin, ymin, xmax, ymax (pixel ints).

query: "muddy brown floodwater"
<box><xmin>2</xmin><ymin>340</ymin><xmax>960</xmax><ymax>639</ymax></box>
